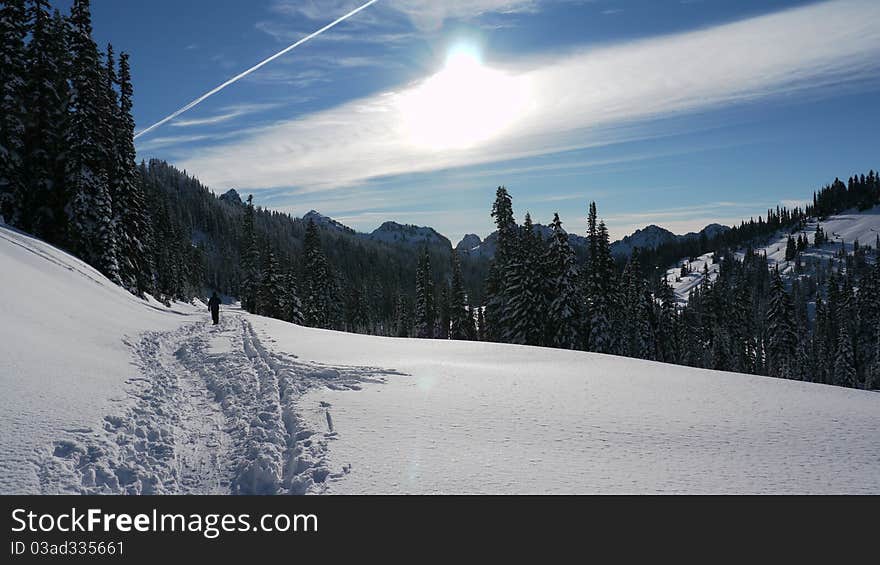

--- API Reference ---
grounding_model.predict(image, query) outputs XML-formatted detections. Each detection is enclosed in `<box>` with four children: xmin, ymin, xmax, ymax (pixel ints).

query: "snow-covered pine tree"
<box><xmin>285</xmin><ymin>267</ymin><xmax>304</xmax><ymax>326</ymax></box>
<box><xmin>476</xmin><ymin>306</ymin><xmax>486</xmax><ymax>342</ymax></box>
<box><xmin>66</xmin><ymin>0</ymin><xmax>120</xmax><ymax>283</ymax></box>
<box><xmin>484</xmin><ymin>186</ymin><xmax>516</xmax><ymax>341</ymax></box>
<box><xmin>811</xmin><ymin>294</ymin><xmax>829</xmax><ymax>384</ymax></box>
<box><xmin>766</xmin><ymin>267</ymin><xmax>797</xmax><ymax>379</ymax></box>
<box><xmin>620</xmin><ymin>254</ymin><xmax>644</xmax><ymax>358</ymax></box>
<box><xmin>437</xmin><ymin>283</ymin><xmax>450</xmax><ymax>339</ymax></box>
<box><xmin>395</xmin><ymin>294</ymin><xmax>411</xmax><ymax>338</ymax></box>
<box><xmin>503</xmin><ymin>213</ymin><xmax>546</xmax><ymax>346</ymax></box>
<box><xmin>302</xmin><ymin>218</ymin><xmax>334</xmax><ymax>329</ymax></box>
<box><xmin>784</xmin><ymin>235</ymin><xmax>797</xmax><ymax>261</ymax></box>
<box><xmin>833</xmin><ymin>312</ymin><xmax>857</xmax><ymax>388</ymax></box>
<box><xmin>257</xmin><ymin>243</ymin><xmax>285</xmax><ymax>319</ymax></box>
<box><xmin>413</xmin><ymin>248</ymin><xmax>434</xmax><ymax>338</ymax></box>
<box><xmin>656</xmin><ymin>275</ymin><xmax>677</xmax><ymax>363</ymax></box>
<box><xmin>543</xmin><ymin>213</ymin><xmax>580</xmax><ymax>349</ymax></box>
<box><xmin>0</xmin><ymin>0</ymin><xmax>27</xmax><ymax>224</ymax></box>
<box><xmin>114</xmin><ymin>52</ymin><xmax>155</xmax><ymax>295</ymax></box>
<box><xmin>20</xmin><ymin>0</ymin><xmax>66</xmax><ymax>239</ymax></box>
<box><xmin>464</xmin><ymin>304</ymin><xmax>478</xmax><ymax>341</ymax></box>
<box><xmin>240</xmin><ymin>195</ymin><xmax>259</xmax><ymax>312</ymax></box>
<box><xmin>448</xmin><ymin>250</ymin><xmax>470</xmax><ymax>340</ymax></box>
<box><xmin>586</xmin><ymin>207</ymin><xmax>614</xmax><ymax>354</ymax></box>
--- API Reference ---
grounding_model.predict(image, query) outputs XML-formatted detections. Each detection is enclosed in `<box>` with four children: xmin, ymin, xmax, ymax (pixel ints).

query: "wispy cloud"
<box><xmin>386</xmin><ymin>0</ymin><xmax>542</xmax><ymax>30</ymax></box>
<box><xmin>179</xmin><ymin>0</ymin><xmax>880</xmax><ymax>194</ymax></box>
<box><xmin>136</xmin><ymin>134</ymin><xmax>214</xmax><ymax>152</ymax></box>
<box><xmin>169</xmin><ymin>103</ymin><xmax>283</xmax><ymax>128</ymax></box>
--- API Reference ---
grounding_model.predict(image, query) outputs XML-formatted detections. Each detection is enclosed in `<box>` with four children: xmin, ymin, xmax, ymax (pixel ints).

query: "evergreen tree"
<box><xmin>620</xmin><ymin>254</ymin><xmax>648</xmax><ymax>358</ymax></box>
<box><xmin>257</xmin><ymin>244</ymin><xmax>284</xmax><ymax>319</ymax></box>
<box><xmin>656</xmin><ymin>276</ymin><xmax>677</xmax><ymax>363</ymax></box>
<box><xmin>464</xmin><ymin>305</ymin><xmax>478</xmax><ymax>341</ymax></box>
<box><xmin>448</xmin><ymin>250</ymin><xmax>469</xmax><ymax>340</ymax></box>
<box><xmin>114</xmin><ymin>52</ymin><xmax>154</xmax><ymax>295</ymax></box>
<box><xmin>395</xmin><ymin>294</ymin><xmax>411</xmax><ymax>338</ymax></box>
<box><xmin>476</xmin><ymin>306</ymin><xmax>486</xmax><ymax>342</ymax></box>
<box><xmin>544</xmin><ymin>213</ymin><xmax>580</xmax><ymax>349</ymax></box>
<box><xmin>0</xmin><ymin>0</ymin><xmax>27</xmax><ymax>224</ymax></box>
<box><xmin>285</xmin><ymin>267</ymin><xmax>304</xmax><ymax>325</ymax></box>
<box><xmin>586</xmin><ymin>203</ymin><xmax>613</xmax><ymax>353</ymax></box>
<box><xmin>19</xmin><ymin>0</ymin><xmax>69</xmax><ymax>241</ymax></box>
<box><xmin>437</xmin><ymin>284</ymin><xmax>451</xmax><ymax>339</ymax></box>
<box><xmin>240</xmin><ymin>195</ymin><xmax>259</xmax><ymax>312</ymax></box>
<box><xmin>302</xmin><ymin>219</ymin><xmax>334</xmax><ymax>329</ymax></box>
<box><xmin>413</xmin><ymin>248</ymin><xmax>435</xmax><ymax>338</ymax></box>
<box><xmin>484</xmin><ymin>186</ymin><xmax>516</xmax><ymax>341</ymax></box>
<box><xmin>503</xmin><ymin>213</ymin><xmax>546</xmax><ymax>345</ymax></box>
<box><xmin>66</xmin><ymin>0</ymin><xmax>120</xmax><ymax>282</ymax></box>
<box><xmin>766</xmin><ymin>268</ymin><xmax>797</xmax><ymax>379</ymax></box>
<box><xmin>833</xmin><ymin>314</ymin><xmax>857</xmax><ymax>388</ymax></box>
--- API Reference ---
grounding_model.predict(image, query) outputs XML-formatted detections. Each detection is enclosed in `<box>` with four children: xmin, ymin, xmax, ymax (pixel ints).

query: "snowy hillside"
<box><xmin>0</xmin><ymin>224</ymin><xmax>196</xmax><ymax>494</ymax></box>
<box><xmin>754</xmin><ymin>206</ymin><xmax>880</xmax><ymax>274</ymax></box>
<box><xmin>665</xmin><ymin>206</ymin><xmax>880</xmax><ymax>303</ymax></box>
<box><xmin>1</xmin><ymin>223</ymin><xmax>878</xmax><ymax>494</ymax></box>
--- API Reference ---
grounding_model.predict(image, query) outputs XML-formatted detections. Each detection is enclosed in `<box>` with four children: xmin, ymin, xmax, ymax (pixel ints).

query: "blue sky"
<box><xmin>69</xmin><ymin>0</ymin><xmax>880</xmax><ymax>243</ymax></box>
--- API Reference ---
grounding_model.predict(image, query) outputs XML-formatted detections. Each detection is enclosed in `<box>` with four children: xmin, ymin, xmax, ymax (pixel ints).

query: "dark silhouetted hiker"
<box><xmin>208</xmin><ymin>292</ymin><xmax>221</xmax><ymax>325</ymax></box>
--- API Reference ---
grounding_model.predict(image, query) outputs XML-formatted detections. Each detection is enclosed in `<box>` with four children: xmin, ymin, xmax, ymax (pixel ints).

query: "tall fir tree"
<box><xmin>257</xmin><ymin>243</ymin><xmax>284</xmax><ymax>319</ymax></box>
<box><xmin>20</xmin><ymin>0</ymin><xmax>69</xmax><ymax>240</ymax></box>
<box><xmin>543</xmin><ymin>213</ymin><xmax>580</xmax><ymax>349</ymax></box>
<box><xmin>586</xmin><ymin>204</ymin><xmax>614</xmax><ymax>353</ymax></box>
<box><xmin>484</xmin><ymin>186</ymin><xmax>516</xmax><ymax>342</ymax></box>
<box><xmin>302</xmin><ymin>219</ymin><xmax>334</xmax><ymax>329</ymax></box>
<box><xmin>240</xmin><ymin>195</ymin><xmax>259</xmax><ymax>312</ymax></box>
<box><xmin>448</xmin><ymin>250</ymin><xmax>470</xmax><ymax>340</ymax></box>
<box><xmin>413</xmin><ymin>248</ymin><xmax>435</xmax><ymax>338</ymax></box>
<box><xmin>766</xmin><ymin>268</ymin><xmax>797</xmax><ymax>379</ymax></box>
<box><xmin>476</xmin><ymin>306</ymin><xmax>486</xmax><ymax>342</ymax></box>
<box><xmin>0</xmin><ymin>0</ymin><xmax>27</xmax><ymax>224</ymax></box>
<box><xmin>833</xmin><ymin>311</ymin><xmax>857</xmax><ymax>388</ymax></box>
<box><xmin>503</xmin><ymin>213</ymin><xmax>546</xmax><ymax>345</ymax></box>
<box><xmin>284</xmin><ymin>266</ymin><xmax>304</xmax><ymax>326</ymax></box>
<box><xmin>395</xmin><ymin>294</ymin><xmax>411</xmax><ymax>338</ymax></box>
<box><xmin>114</xmin><ymin>52</ymin><xmax>154</xmax><ymax>295</ymax></box>
<box><xmin>66</xmin><ymin>0</ymin><xmax>120</xmax><ymax>282</ymax></box>
<box><xmin>437</xmin><ymin>283</ymin><xmax>451</xmax><ymax>339</ymax></box>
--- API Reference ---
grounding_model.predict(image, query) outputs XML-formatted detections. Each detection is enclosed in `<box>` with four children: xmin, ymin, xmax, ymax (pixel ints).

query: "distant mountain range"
<box><xmin>299</xmin><ymin>209</ymin><xmax>730</xmax><ymax>259</ymax></box>
<box><xmin>303</xmin><ymin>210</ymin><xmax>451</xmax><ymax>249</ymax></box>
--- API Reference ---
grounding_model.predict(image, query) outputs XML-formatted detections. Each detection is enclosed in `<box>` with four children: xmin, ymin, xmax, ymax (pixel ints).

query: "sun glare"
<box><xmin>399</xmin><ymin>47</ymin><xmax>531</xmax><ymax>151</ymax></box>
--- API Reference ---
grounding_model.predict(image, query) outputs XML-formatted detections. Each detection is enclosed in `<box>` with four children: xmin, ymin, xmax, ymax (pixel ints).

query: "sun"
<box><xmin>399</xmin><ymin>47</ymin><xmax>531</xmax><ymax>151</ymax></box>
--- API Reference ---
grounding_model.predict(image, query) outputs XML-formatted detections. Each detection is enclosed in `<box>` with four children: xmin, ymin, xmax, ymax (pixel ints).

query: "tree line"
<box><xmin>473</xmin><ymin>184</ymin><xmax>879</xmax><ymax>389</ymax></box>
<box><xmin>1</xmin><ymin>0</ymin><xmax>153</xmax><ymax>296</ymax></box>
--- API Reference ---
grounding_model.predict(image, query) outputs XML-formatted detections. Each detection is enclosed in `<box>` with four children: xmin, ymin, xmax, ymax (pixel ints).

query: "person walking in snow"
<box><xmin>208</xmin><ymin>292</ymin><xmax>221</xmax><ymax>325</ymax></box>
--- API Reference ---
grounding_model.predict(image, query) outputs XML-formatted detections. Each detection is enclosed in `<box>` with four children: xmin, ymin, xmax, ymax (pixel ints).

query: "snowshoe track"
<box><xmin>38</xmin><ymin>313</ymin><xmax>400</xmax><ymax>494</ymax></box>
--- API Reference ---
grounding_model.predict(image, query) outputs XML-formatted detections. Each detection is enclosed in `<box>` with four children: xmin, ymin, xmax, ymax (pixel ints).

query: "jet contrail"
<box><xmin>134</xmin><ymin>0</ymin><xmax>380</xmax><ymax>140</ymax></box>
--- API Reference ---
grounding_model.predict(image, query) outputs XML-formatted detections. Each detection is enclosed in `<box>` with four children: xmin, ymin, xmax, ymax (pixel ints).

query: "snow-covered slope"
<box><xmin>250</xmin><ymin>317</ymin><xmax>880</xmax><ymax>494</ymax></box>
<box><xmin>2</xmin><ymin>223</ymin><xmax>878</xmax><ymax>495</ymax></box>
<box><xmin>0</xmin><ymin>224</ymin><xmax>197</xmax><ymax>494</ymax></box>
<box><xmin>757</xmin><ymin>206</ymin><xmax>880</xmax><ymax>274</ymax></box>
<box><xmin>665</xmin><ymin>206</ymin><xmax>880</xmax><ymax>303</ymax></box>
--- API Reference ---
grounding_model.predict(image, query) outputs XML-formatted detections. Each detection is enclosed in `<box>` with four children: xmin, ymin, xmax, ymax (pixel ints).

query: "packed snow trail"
<box><xmin>37</xmin><ymin>312</ymin><xmax>399</xmax><ymax>495</ymax></box>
